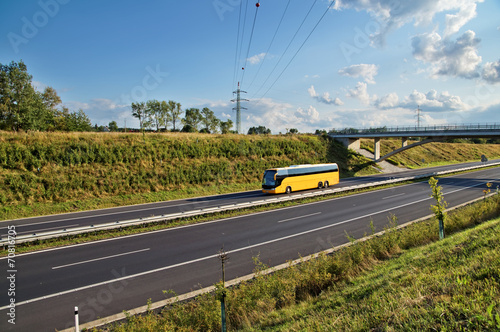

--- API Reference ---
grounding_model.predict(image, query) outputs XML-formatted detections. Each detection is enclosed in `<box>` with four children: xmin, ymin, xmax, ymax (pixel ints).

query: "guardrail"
<box><xmin>2</xmin><ymin>161</ymin><xmax>500</xmax><ymax>245</ymax></box>
<box><xmin>330</xmin><ymin>123</ymin><xmax>500</xmax><ymax>135</ymax></box>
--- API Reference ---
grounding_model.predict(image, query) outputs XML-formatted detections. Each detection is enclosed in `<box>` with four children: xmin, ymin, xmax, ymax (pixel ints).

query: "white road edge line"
<box><xmin>382</xmin><ymin>193</ymin><xmax>406</xmax><ymax>200</ymax></box>
<box><xmin>0</xmin><ymin>179</ymin><xmax>494</xmax><ymax>311</ymax></box>
<box><xmin>278</xmin><ymin>212</ymin><xmax>321</xmax><ymax>223</ymax></box>
<box><xmin>52</xmin><ymin>248</ymin><xmax>151</xmax><ymax>270</ymax></box>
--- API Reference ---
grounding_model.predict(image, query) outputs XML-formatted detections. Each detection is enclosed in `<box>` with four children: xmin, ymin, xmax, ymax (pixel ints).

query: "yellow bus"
<box><xmin>262</xmin><ymin>163</ymin><xmax>339</xmax><ymax>194</ymax></box>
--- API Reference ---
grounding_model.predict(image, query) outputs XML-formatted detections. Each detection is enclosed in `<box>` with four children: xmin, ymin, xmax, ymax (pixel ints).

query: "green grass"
<box><xmin>360</xmin><ymin>138</ymin><xmax>500</xmax><ymax>168</ymax></box>
<box><xmin>246</xmin><ymin>218</ymin><xmax>500</xmax><ymax>331</ymax></box>
<box><xmin>92</xmin><ymin>193</ymin><xmax>500</xmax><ymax>332</ymax></box>
<box><xmin>0</xmin><ymin>132</ymin><xmax>379</xmax><ymax>220</ymax></box>
<box><xmin>2</xmin><ymin>132</ymin><xmax>498</xmax><ymax>221</ymax></box>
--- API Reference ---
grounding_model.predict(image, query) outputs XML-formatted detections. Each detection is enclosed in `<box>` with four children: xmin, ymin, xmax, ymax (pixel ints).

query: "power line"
<box><xmin>247</xmin><ymin>0</ymin><xmax>292</xmax><ymax>90</ymax></box>
<box><xmin>240</xmin><ymin>2</ymin><xmax>261</xmax><ymax>87</ymax></box>
<box><xmin>256</xmin><ymin>0</ymin><xmax>336</xmax><ymax>102</ymax></box>
<box><xmin>252</xmin><ymin>0</ymin><xmax>318</xmax><ymax>98</ymax></box>
<box><xmin>232</xmin><ymin>0</ymin><xmax>244</xmax><ymax>90</ymax></box>
<box><xmin>236</xmin><ymin>0</ymin><xmax>250</xmax><ymax>85</ymax></box>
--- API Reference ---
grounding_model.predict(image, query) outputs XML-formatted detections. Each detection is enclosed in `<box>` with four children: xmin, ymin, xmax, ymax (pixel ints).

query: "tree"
<box><xmin>0</xmin><ymin>60</ymin><xmax>52</xmax><ymax>131</ymax></box>
<box><xmin>41</xmin><ymin>86</ymin><xmax>61</xmax><ymax>110</ymax></box>
<box><xmin>131</xmin><ymin>102</ymin><xmax>147</xmax><ymax>132</ymax></box>
<box><xmin>108</xmin><ymin>121</ymin><xmax>119</xmax><ymax>132</ymax></box>
<box><xmin>200</xmin><ymin>107</ymin><xmax>220</xmax><ymax>133</ymax></box>
<box><xmin>0</xmin><ymin>60</ymin><xmax>93</xmax><ymax>132</ymax></box>
<box><xmin>169</xmin><ymin>100</ymin><xmax>182</xmax><ymax>131</ymax></box>
<box><xmin>288</xmin><ymin>128</ymin><xmax>299</xmax><ymax>134</ymax></box>
<box><xmin>429</xmin><ymin>177</ymin><xmax>448</xmax><ymax>240</ymax></box>
<box><xmin>248</xmin><ymin>126</ymin><xmax>271</xmax><ymax>135</ymax></box>
<box><xmin>182</xmin><ymin>108</ymin><xmax>202</xmax><ymax>132</ymax></box>
<box><xmin>315</xmin><ymin>129</ymin><xmax>327</xmax><ymax>135</ymax></box>
<box><xmin>67</xmin><ymin>109</ymin><xmax>92</xmax><ymax>131</ymax></box>
<box><xmin>159</xmin><ymin>100</ymin><xmax>172</xmax><ymax>131</ymax></box>
<box><xmin>146</xmin><ymin>99</ymin><xmax>161</xmax><ymax>131</ymax></box>
<box><xmin>220</xmin><ymin>119</ymin><xmax>233</xmax><ymax>134</ymax></box>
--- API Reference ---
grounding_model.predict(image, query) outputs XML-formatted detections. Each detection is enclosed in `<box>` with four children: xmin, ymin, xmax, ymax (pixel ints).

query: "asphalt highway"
<box><xmin>0</xmin><ymin>160</ymin><xmax>498</xmax><ymax>238</ymax></box>
<box><xmin>0</xmin><ymin>168</ymin><xmax>500</xmax><ymax>331</ymax></box>
<box><xmin>0</xmin><ymin>165</ymin><xmax>498</xmax><ymax>331</ymax></box>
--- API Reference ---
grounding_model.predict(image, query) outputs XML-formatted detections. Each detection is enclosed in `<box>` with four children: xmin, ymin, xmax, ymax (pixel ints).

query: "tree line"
<box><xmin>130</xmin><ymin>101</ymin><xmax>234</xmax><ymax>134</ymax></box>
<box><xmin>0</xmin><ymin>61</ymin><xmax>92</xmax><ymax>132</ymax></box>
<box><xmin>1</xmin><ymin>60</ymin><xmax>277</xmax><ymax>135</ymax></box>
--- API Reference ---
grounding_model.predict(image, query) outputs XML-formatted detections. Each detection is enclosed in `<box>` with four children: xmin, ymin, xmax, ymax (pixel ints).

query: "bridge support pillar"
<box><xmin>336</xmin><ymin>138</ymin><xmax>360</xmax><ymax>150</ymax></box>
<box><xmin>402</xmin><ymin>137</ymin><xmax>408</xmax><ymax>148</ymax></box>
<box><xmin>374</xmin><ymin>138</ymin><xmax>381</xmax><ymax>161</ymax></box>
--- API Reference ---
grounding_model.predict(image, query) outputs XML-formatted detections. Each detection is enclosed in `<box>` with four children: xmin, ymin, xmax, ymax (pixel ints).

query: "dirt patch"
<box><xmin>356</xmin><ymin>149</ymin><xmax>409</xmax><ymax>173</ymax></box>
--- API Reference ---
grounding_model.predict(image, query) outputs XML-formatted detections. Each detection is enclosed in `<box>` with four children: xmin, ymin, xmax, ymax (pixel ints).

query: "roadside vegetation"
<box><xmin>0</xmin><ymin>132</ymin><xmax>371</xmax><ymax>220</ymax></box>
<box><xmin>360</xmin><ymin>138</ymin><xmax>500</xmax><ymax>168</ymax></box>
<box><xmin>95</xmin><ymin>191</ymin><xmax>500</xmax><ymax>332</ymax></box>
<box><xmin>1</xmin><ymin>132</ymin><xmax>500</xmax><ymax>221</ymax></box>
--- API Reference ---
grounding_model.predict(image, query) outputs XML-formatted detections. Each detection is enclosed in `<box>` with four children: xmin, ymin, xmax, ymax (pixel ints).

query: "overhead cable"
<box><xmin>256</xmin><ymin>0</ymin><xmax>336</xmax><ymax>103</ymax></box>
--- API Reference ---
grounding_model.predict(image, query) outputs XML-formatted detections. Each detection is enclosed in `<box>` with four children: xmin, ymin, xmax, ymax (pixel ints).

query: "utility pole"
<box><xmin>232</xmin><ymin>82</ymin><xmax>248</xmax><ymax>134</ymax></box>
<box><xmin>416</xmin><ymin>105</ymin><xmax>422</xmax><ymax>129</ymax></box>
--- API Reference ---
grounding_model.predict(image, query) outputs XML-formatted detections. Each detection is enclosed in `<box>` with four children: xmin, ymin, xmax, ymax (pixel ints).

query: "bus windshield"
<box><xmin>262</xmin><ymin>170</ymin><xmax>277</xmax><ymax>187</ymax></box>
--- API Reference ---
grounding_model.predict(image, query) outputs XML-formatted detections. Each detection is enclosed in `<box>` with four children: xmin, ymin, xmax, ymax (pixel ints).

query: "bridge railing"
<box><xmin>330</xmin><ymin>123</ymin><xmax>500</xmax><ymax>135</ymax></box>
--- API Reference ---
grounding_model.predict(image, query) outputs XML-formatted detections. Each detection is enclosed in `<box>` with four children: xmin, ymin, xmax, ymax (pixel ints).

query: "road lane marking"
<box><xmin>0</xmin><ymin>177</ymin><xmax>498</xmax><ymax>310</ymax></box>
<box><xmin>278</xmin><ymin>212</ymin><xmax>321</xmax><ymax>223</ymax></box>
<box><xmin>382</xmin><ymin>193</ymin><xmax>405</xmax><ymax>200</ymax></box>
<box><xmin>52</xmin><ymin>248</ymin><xmax>150</xmax><ymax>270</ymax></box>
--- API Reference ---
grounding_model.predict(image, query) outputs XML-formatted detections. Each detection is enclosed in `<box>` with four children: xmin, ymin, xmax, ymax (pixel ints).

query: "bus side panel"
<box><xmin>277</xmin><ymin>171</ymin><xmax>339</xmax><ymax>193</ymax></box>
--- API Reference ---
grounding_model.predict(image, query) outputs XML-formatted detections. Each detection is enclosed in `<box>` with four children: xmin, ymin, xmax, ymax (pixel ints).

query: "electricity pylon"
<box><xmin>232</xmin><ymin>82</ymin><xmax>248</xmax><ymax>134</ymax></box>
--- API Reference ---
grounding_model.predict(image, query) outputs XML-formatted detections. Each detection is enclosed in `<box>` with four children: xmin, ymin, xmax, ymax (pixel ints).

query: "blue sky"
<box><xmin>1</xmin><ymin>0</ymin><xmax>499</xmax><ymax>133</ymax></box>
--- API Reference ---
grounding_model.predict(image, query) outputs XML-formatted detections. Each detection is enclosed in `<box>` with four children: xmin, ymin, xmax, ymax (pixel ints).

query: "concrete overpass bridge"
<box><xmin>329</xmin><ymin>124</ymin><xmax>500</xmax><ymax>162</ymax></box>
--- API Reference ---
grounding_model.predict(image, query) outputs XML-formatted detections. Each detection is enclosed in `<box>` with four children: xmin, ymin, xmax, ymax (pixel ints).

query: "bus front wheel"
<box><xmin>324</xmin><ymin>181</ymin><xmax>329</xmax><ymax>188</ymax></box>
<box><xmin>286</xmin><ymin>186</ymin><xmax>292</xmax><ymax>194</ymax></box>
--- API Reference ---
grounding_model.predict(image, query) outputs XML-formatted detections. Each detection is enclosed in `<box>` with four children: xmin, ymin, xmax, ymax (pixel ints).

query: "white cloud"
<box><xmin>32</xmin><ymin>81</ymin><xmax>48</xmax><ymax>92</ymax></box>
<box><xmin>244</xmin><ymin>98</ymin><xmax>328</xmax><ymax>133</ymax></box>
<box><xmin>374</xmin><ymin>92</ymin><xmax>399</xmax><ymax>109</ymax></box>
<box><xmin>338</xmin><ymin>64</ymin><xmax>379</xmax><ymax>84</ymax></box>
<box><xmin>295</xmin><ymin>106</ymin><xmax>320</xmax><ymax>123</ymax></box>
<box><xmin>194</xmin><ymin>99</ymin><xmax>229</xmax><ymax>108</ymax></box>
<box><xmin>308</xmin><ymin>85</ymin><xmax>344</xmax><ymax>105</ymax></box>
<box><xmin>346</xmin><ymin>82</ymin><xmax>371</xmax><ymax>105</ymax></box>
<box><xmin>333</xmin><ymin>0</ymin><xmax>483</xmax><ymax>44</ymax></box>
<box><xmin>444</xmin><ymin>2</ymin><xmax>478</xmax><ymax>37</ymax></box>
<box><xmin>91</xmin><ymin>98</ymin><xmax>126</xmax><ymax>110</ymax></box>
<box><xmin>401</xmin><ymin>89</ymin><xmax>469</xmax><ymax>111</ymax></box>
<box><xmin>482</xmin><ymin>60</ymin><xmax>500</xmax><ymax>84</ymax></box>
<box><xmin>63</xmin><ymin>98</ymin><xmax>132</xmax><ymax>126</ymax></box>
<box><xmin>64</xmin><ymin>100</ymin><xmax>91</xmax><ymax>110</ymax></box>
<box><xmin>247</xmin><ymin>53</ymin><xmax>266</xmax><ymax>65</ymax></box>
<box><xmin>411</xmin><ymin>30</ymin><xmax>482</xmax><ymax>79</ymax></box>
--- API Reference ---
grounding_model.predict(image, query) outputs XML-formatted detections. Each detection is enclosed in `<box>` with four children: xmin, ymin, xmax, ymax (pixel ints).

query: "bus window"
<box><xmin>262</xmin><ymin>170</ymin><xmax>277</xmax><ymax>187</ymax></box>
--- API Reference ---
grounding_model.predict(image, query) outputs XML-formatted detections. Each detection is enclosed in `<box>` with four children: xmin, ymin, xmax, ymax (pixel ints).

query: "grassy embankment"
<box><xmin>1</xmin><ymin>132</ymin><xmax>499</xmax><ymax>221</ymax></box>
<box><xmin>360</xmin><ymin>138</ymin><xmax>500</xmax><ymax>168</ymax></box>
<box><xmin>97</xmin><ymin>192</ymin><xmax>500</xmax><ymax>332</ymax></box>
<box><xmin>0</xmin><ymin>131</ymin><xmax>369</xmax><ymax>220</ymax></box>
